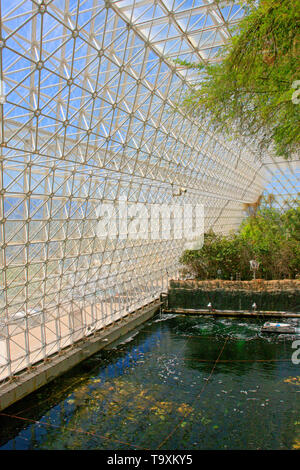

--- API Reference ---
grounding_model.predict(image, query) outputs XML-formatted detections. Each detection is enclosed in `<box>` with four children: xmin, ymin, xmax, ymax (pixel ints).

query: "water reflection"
<box><xmin>0</xmin><ymin>314</ymin><xmax>299</xmax><ymax>450</ymax></box>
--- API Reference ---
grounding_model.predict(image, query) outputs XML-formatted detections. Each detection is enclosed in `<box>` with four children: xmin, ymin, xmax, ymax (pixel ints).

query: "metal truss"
<box><xmin>0</xmin><ymin>0</ymin><xmax>298</xmax><ymax>380</ymax></box>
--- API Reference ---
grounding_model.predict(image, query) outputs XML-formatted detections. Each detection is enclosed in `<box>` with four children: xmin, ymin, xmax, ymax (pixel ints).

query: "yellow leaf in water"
<box><xmin>284</xmin><ymin>377</ymin><xmax>300</xmax><ymax>386</ymax></box>
<box><xmin>292</xmin><ymin>439</ymin><xmax>300</xmax><ymax>450</ymax></box>
<box><xmin>177</xmin><ymin>403</ymin><xmax>193</xmax><ymax>415</ymax></box>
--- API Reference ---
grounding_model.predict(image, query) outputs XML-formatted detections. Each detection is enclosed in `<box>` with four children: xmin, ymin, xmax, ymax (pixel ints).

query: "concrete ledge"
<box><xmin>163</xmin><ymin>308</ymin><xmax>300</xmax><ymax>318</ymax></box>
<box><xmin>0</xmin><ymin>301</ymin><xmax>161</xmax><ymax>412</ymax></box>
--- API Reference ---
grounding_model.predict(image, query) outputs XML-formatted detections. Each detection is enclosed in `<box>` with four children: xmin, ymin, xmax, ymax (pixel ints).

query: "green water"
<box><xmin>0</xmin><ymin>314</ymin><xmax>299</xmax><ymax>450</ymax></box>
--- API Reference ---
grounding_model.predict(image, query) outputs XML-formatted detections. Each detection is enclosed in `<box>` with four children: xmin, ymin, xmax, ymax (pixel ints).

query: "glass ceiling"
<box><xmin>0</xmin><ymin>0</ymin><xmax>298</xmax><ymax>380</ymax></box>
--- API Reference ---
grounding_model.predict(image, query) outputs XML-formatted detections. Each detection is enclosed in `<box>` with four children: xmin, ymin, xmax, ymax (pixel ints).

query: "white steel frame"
<box><xmin>0</xmin><ymin>0</ymin><xmax>298</xmax><ymax>381</ymax></box>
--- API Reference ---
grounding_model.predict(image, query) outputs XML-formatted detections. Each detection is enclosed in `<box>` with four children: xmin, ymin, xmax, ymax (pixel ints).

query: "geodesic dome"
<box><xmin>0</xmin><ymin>0</ymin><xmax>299</xmax><ymax>379</ymax></box>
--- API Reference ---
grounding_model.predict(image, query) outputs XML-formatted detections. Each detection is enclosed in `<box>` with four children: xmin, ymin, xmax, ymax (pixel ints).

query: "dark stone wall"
<box><xmin>168</xmin><ymin>287</ymin><xmax>300</xmax><ymax>312</ymax></box>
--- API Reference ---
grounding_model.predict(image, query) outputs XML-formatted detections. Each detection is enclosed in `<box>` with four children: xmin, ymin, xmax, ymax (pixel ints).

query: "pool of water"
<box><xmin>0</xmin><ymin>314</ymin><xmax>299</xmax><ymax>450</ymax></box>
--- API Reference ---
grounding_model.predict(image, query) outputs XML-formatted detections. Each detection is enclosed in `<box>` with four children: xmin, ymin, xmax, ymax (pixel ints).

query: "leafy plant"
<box><xmin>180</xmin><ymin>196</ymin><xmax>300</xmax><ymax>280</ymax></box>
<box><xmin>175</xmin><ymin>0</ymin><xmax>300</xmax><ymax>159</ymax></box>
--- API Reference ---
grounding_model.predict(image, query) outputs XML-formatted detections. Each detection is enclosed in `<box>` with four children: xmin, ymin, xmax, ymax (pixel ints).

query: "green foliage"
<box><xmin>180</xmin><ymin>197</ymin><xmax>300</xmax><ymax>280</ymax></box>
<box><xmin>175</xmin><ymin>0</ymin><xmax>300</xmax><ymax>159</ymax></box>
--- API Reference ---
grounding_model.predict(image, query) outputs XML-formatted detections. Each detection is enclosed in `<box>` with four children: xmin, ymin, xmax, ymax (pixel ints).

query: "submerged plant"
<box><xmin>284</xmin><ymin>376</ymin><xmax>300</xmax><ymax>386</ymax></box>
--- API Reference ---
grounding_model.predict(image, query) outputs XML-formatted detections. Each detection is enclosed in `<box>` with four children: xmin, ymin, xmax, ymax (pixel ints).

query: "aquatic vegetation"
<box><xmin>0</xmin><ymin>316</ymin><xmax>299</xmax><ymax>450</ymax></box>
<box><xmin>284</xmin><ymin>377</ymin><xmax>300</xmax><ymax>386</ymax></box>
<box><xmin>150</xmin><ymin>401</ymin><xmax>174</xmax><ymax>417</ymax></box>
<box><xmin>293</xmin><ymin>438</ymin><xmax>300</xmax><ymax>449</ymax></box>
<box><xmin>177</xmin><ymin>403</ymin><xmax>194</xmax><ymax>416</ymax></box>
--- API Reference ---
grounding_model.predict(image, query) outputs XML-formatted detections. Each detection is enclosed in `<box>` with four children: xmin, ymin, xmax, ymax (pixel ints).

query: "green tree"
<box><xmin>175</xmin><ymin>0</ymin><xmax>300</xmax><ymax>159</ymax></box>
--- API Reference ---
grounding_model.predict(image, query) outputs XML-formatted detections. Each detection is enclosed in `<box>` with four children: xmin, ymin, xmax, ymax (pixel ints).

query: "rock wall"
<box><xmin>168</xmin><ymin>279</ymin><xmax>300</xmax><ymax>312</ymax></box>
